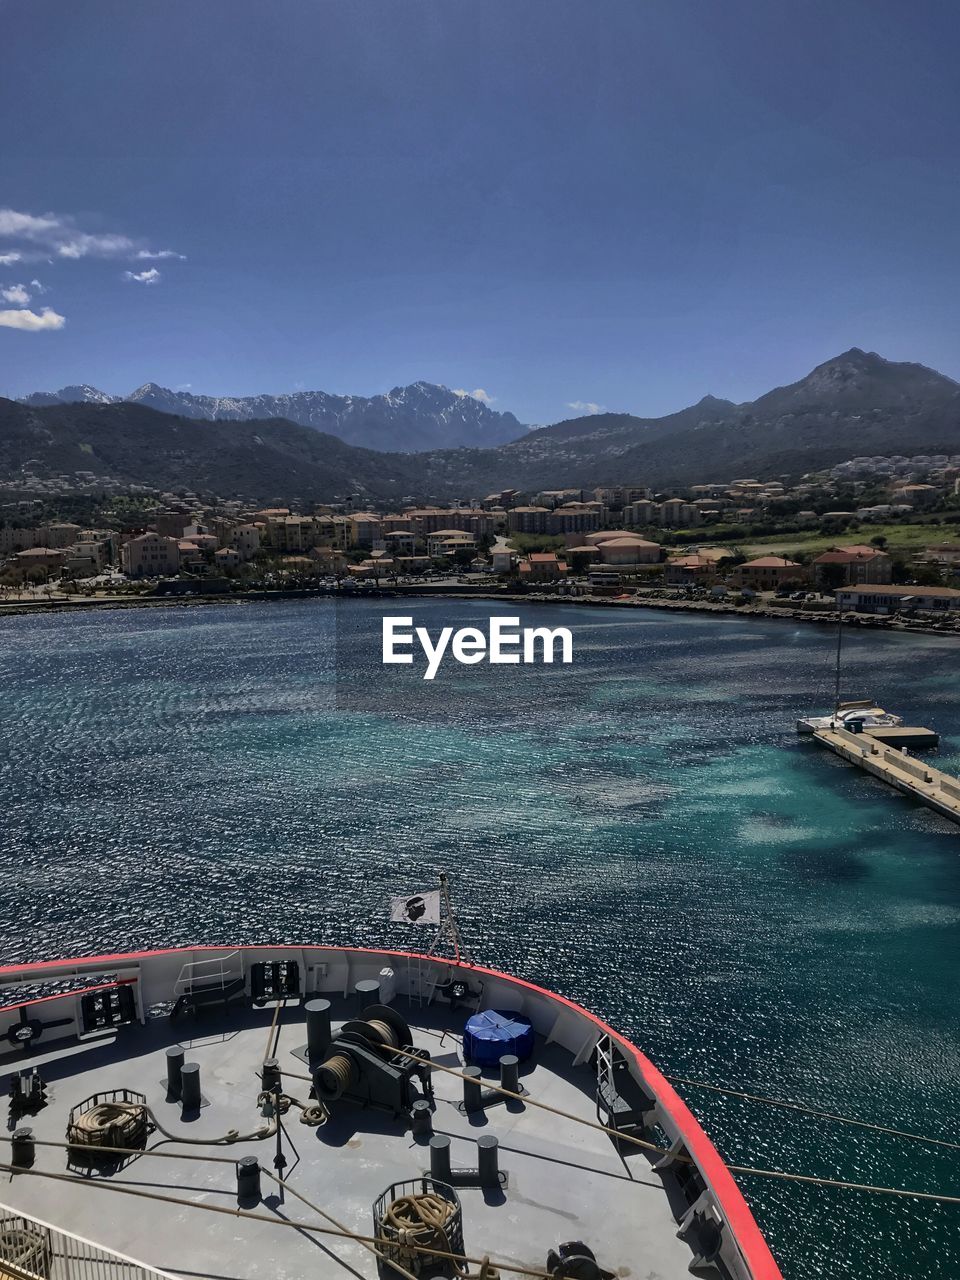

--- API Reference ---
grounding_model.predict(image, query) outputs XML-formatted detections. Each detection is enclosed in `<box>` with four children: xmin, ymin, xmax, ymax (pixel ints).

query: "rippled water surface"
<box><xmin>1</xmin><ymin>599</ymin><xmax>958</xmax><ymax>1279</ymax></box>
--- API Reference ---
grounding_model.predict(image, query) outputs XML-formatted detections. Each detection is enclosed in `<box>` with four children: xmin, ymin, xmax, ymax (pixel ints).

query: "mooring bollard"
<box><xmin>477</xmin><ymin>1133</ymin><xmax>500</xmax><ymax>1187</ymax></box>
<box><xmin>180</xmin><ymin>1061</ymin><xmax>201</xmax><ymax>1111</ymax></box>
<box><xmin>411</xmin><ymin>1097</ymin><xmax>433</xmax><ymax>1138</ymax></box>
<box><xmin>236</xmin><ymin>1155</ymin><xmax>261</xmax><ymax>1202</ymax></box>
<box><xmin>11</xmin><ymin>1127</ymin><xmax>34</xmax><ymax>1169</ymax></box>
<box><xmin>499</xmin><ymin>1054</ymin><xmax>520</xmax><ymax>1094</ymax></box>
<box><xmin>261</xmin><ymin>1057</ymin><xmax>282</xmax><ymax>1093</ymax></box>
<box><xmin>429</xmin><ymin>1133</ymin><xmax>452</xmax><ymax>1181</ymax></box>
<box><xmin>165</xmin><ymin>1045</ymin><xmax>184</xmax><ymax>1098</ymax></box>
<box><xmin>355</xmin><ymin>979</ymin><xmax>380</xmax><ymax>1010</ymax></box>
<box><xmin>304</xmin><ymin>998</ymin><xmax>332</xmax><ymax>1062</ymax></box>
<box><xmin>463</xmin><ymin>1064</ymin><xmax>483</xmax><ymax>1113</ymax></box>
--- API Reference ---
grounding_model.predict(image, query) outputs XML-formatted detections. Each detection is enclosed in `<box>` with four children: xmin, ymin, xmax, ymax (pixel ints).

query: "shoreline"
<box><xmin>0</xmin><ymin>583</ymin><xmax>958</xmax><ymax>640</ymax></box>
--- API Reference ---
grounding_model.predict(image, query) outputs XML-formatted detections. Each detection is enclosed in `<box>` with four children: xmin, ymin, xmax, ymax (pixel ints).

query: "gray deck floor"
<box><xmin>0</xmin><ymin>997</ymin><xmax>695</xmax><ymax>1280</ymax></box>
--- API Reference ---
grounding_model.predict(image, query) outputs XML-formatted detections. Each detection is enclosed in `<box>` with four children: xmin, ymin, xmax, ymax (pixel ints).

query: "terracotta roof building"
<box><xmin>812</xmin><ymin>546</ymin><xmax>892</xmax><ymax>587</ymax></box>
<box><xmin>730</xmin><ymin>555</ymin><xmax>806</xmax><ymax>591</ymax></box>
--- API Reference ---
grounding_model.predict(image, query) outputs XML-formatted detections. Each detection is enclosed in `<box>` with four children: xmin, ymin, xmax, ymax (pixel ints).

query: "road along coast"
<box><xmin>0</xmin><ymin>583</ymin><xmax>958</xmax><ymax>641</ymax></box>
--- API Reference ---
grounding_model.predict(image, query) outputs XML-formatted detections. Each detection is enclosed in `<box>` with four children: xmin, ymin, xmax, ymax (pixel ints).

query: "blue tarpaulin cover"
<box><xmin>463</xmin><ymin>1009</ymin><xmax>535</xmax><ymax>1066</ymax></box>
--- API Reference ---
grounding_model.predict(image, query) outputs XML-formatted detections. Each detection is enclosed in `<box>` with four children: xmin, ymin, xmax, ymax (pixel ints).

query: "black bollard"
<box><xmin>499</xmin><ymin>1054</ymin><xmax>520</xmax><ymax>1095</ymax></box>
<box><xmin>477</xmin><ymin>1133</ymin><xmax>500</xmax><ymax>1188</ymax></box>
<box><xmin>181</xmin><ymin>1061</ymin><xmax>201</xmax><ymax>1111</ymax></box>
<box><xmin>429</xmin><ymin>1133</ymin><xmax>452</xmax><ymax>1182</ymax></box>
<box><xmin>165</xmin><ymin>1045</ymin><xmax>185</xmax><ymax>1098</ymax></box>
<box><xmin>463</xmin><ymin>1064</ymin><xmax>483</xmax><ymax>1113</ymax></box>
<box><xmin>261</xmin><ymin>1058</ymin><xmax>282</xmax><ymax>1093</ymax></box>
<box><xmin>355</xmin><ymin>979</ymin><xmax>380</xmax><ymax>1011</ymax></box>
<box><xmin>236</xmin><ymin>1155</ymin><xmax>261</xmax><ymax>1202</ymax></box>
<box><xmin>304</xmin><ymin>999</ymin><xmax>332</xmax><ymax>1062</ymax></box>
<box><xmin>411</xmin><ymin>1098</ymin><xmax>433</xmax><ymax>1138</ymax></box>
<box><xmin>11</xmin><ymin>1127</ymin><xmax>35</xmax><ymax>1169</ymax></box>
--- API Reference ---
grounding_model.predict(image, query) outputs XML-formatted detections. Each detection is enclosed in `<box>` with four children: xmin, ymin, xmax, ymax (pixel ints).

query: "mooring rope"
<box><xmin>375</xmin><ymin>1045</ymin><xmax>960</xmax><ymax>1205</ymax></box>
<box><xmin>0</xmin><ymin>1160</ymin><xmax>547</xmax><ymax>1279</ymax></box>
<box><xmin>662</xmin><ymin>1073</ymin><xmax>960</xmax><ymax>1152</ymax></box>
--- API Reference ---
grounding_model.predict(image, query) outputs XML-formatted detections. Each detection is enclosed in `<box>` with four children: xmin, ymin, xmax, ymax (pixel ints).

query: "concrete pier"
<box><xmin>862</xmin><ymin>725</ymin><xmax>940</xmax><ymax>749</ymax></box>
<box><xmin>813</xmin><ymin>725</ymin><xmax>960</xmax><ymax>825</ymax></box>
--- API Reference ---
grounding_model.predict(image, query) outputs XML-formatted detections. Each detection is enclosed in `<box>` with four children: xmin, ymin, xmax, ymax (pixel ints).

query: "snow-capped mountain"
<box><xmin>20</xmin><ymin>381</ymin><xmax>526</xmax><ymax>451</ymax></box>
<box><xmin>22</xmin><ymin>384</ymin><xmax>119</xmax><ymax>408</ymax></box>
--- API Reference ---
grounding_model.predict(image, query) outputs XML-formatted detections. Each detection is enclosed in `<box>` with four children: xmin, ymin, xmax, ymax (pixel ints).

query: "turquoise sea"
<box><xmin>0</xmin><ymin>598</ymin><xmax>958</xmax><ymax>1279</ymax></box>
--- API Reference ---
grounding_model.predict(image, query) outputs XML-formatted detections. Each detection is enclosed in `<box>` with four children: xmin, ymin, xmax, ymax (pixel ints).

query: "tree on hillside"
<box><xmin>913</xmin><ymin>561</ymin><xmax>945</xmax><ymax>586</ymax></box>
<box><xmin>818</xmin><ymin>562</ymin><xmax>847</xmax><ymax>592</ymax></box>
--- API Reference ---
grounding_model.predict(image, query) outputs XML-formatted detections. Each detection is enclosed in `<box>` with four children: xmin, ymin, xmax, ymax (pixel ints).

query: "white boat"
<box><xmin>796</xmin><ymin>705</ymin><xmax>903</xmax><ymax>735</ymax></box>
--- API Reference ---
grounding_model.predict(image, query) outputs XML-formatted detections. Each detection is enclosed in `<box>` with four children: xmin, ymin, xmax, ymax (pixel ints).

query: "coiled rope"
<box><xmin>67</xmin><ymin>1101</ymin><xmax>151</xmax><ymax>1151</ymax></box>
<box><xmin>256</xmin><ymin>1088</ymin><xmax>326</xmax><ymax>1127</ymax></box>
<box><xmin>382</xmin><ymin>1192</ymin><xmax>458</xmax><ymax>1270</ymax></box>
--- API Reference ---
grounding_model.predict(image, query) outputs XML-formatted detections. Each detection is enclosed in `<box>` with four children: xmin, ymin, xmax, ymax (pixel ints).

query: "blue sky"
<box><xmin>1</xmin><ymin>0</ymin><xmax>959</xmax><ymax>426</ymax></box>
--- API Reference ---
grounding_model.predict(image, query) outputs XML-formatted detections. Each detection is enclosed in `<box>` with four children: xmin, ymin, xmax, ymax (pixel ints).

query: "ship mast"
<box><xmin>833</xmin><ymin>600</ymin><xmax>844</xmax><ymax>718</ymax></box>
<box><xmin>428</xmin><ymin>871</ymin><xmax>474</xmax><ymax>965</ymax></box>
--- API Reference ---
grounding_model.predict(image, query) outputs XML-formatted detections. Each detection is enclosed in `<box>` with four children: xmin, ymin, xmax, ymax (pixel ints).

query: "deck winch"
<box><xmin>313</xmin><ymin>1004</ymin><xmax>432</xmax><ymax>1116</ymax></box>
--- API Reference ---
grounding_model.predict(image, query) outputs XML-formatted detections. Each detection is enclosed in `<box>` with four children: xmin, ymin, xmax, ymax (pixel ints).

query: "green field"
<box><xmin>738</xmin><ymin>521</ymin><xmax>958</xmax><ymax>558</ymax></box>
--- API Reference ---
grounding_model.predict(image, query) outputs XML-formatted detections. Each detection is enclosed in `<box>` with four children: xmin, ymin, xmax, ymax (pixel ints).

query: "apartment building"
<box><xmin>507</xmin><ymin>506</ymin><xmax>551</xmax><ymax>535</ymax></box>
<box><xmin>549</xmin><ymin>503</ymin><xmax>601</xmax><ymax>535</ymax></box>
<box><xmin>348</xmin><ymin>513</ymin><xmax>383</xmax><ymax>547</ymax></box>
<box><xmin>427</xmin><ymin>530</ymin><xmax>476</xmax><ymax>558</ymax></box>
<box><xmin>405</xmin><ymin>508</ymin><xmax>494</xmax><ymax>540</ymax></box>
<box><xmin>121</xmin><ymin>533</ymin><xmax>181</xmax><ymax>578</ymax></box>
<box><xmin>812</xmin><ymin>546</ymin><xmax>892</xmax><ymax>588</ymax></box>
<box><xmin>659</xmin><ymin>499</ymin><xmax>702</xmax><ymax>528</ymax></box>
<box><xmin>382</xmin><ymin>531</ymin><xmax>416</xmax><ymax>555</ymax></box>
<box><xmin>0</xmin><ymin>527</ymin><xmax>38</xmax><ymax>555</ymax></box>
<box><xmin>730</xmin><ymin>556</ymin><xmax>805</xmax><ymax>591</ymax></box>
<box><xmin>231</xmin><ymin>524</ymin><xmax>261</xmax><ymax>561</ymax></box>
<box><xmin>14</xmin><ymin>547</ymin><xmax>65</xmax><ymax>573</ymax></box>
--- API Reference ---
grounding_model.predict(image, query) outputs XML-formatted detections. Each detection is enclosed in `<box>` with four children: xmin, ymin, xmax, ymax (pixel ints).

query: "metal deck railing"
<box><xmin>172</xmin><ymin>949</ymin><xmax>243</xmax><ymax>998</ymax></box>
<box><xmin>0</xmin><ymin>1201</ymin><xmax>181</xmax><ymax>1280</ymax></box>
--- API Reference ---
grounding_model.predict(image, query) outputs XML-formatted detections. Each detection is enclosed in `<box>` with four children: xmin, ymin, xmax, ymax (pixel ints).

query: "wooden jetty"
<box><xmin>812</xmin><ymin>723</ymin><xmax>960</xmax><ymax>826</ymax></box>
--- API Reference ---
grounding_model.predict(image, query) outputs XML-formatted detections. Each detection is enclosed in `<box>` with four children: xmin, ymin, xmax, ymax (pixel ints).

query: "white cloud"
<box><xmin>135</xmin><ymin>249</ymin><xmax>186</xmax><ymax>261</ymax></box>
<box><xmin>123</xmin><ymin>268</ymin><xmax>161</xmax><ymax>285</ymax></box>
<box><xmin>57</xmin><ymin>232</ymin><xmax>137</xmax><ymax>259</ymax></box>
<box><xmin>0</xmin><ymin>210</ymin><xmax>61</xmax><ymax>238</ymax></box>
<box><xmin>567</xmin><ymin>400</ymin><xmax>607</xmax><ymax>415</ymax></box>
<box><xmin>0</xmin><ymin>307</ymin><xmax>65</xmax><ymax>331</ymax></box>
<box><xmin>453</xmin><ymin>387</ymin><xmax>495</xmax><ymax>404</ymax></box>
<box><xmin>0</xmin><ymin>207</ymin><xmax>182</xmax><ymax>263</ymax></box>
<box><xmin>0</xmin><ymin>252</ymin><xmax>22</xmax><ymax>266</ymax></box>
<box><xmin>29</xmin><ymin>278</ymin><xmax>47</xmax><ymax>293</ymax></box>
<box><xmin>1</xmin><ymin>283</ymin><xmax>30</xmax><ymax>305</ymax></box>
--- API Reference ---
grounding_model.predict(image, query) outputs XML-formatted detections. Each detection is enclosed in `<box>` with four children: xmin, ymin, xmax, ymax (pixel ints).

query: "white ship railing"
<box><xmin>0</xmin><ymin>1201</ymin><xmax>181</xmax><ymax>1280</ymax></box>
<box><xmin>172</xmin><ymin>949</ymin><xmax>243</xmax><ymax>997</ymax></box>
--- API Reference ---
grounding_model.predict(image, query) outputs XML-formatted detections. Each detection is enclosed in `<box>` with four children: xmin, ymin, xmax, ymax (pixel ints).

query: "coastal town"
<box><xmin>2</xmin><ymin>450</ymin><xmax>960</xmax><ymax>624</ymax></box>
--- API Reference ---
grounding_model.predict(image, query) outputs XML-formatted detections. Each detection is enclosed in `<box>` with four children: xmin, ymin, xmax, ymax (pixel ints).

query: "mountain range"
<box><xmin>20</xmin><ymin>381</ymin><xmax>526</xmax><ymax>452</ymax></box>
<box><xmin>4</xmin><ymin>349</ymin><xmax>960</xmax><ymax>504</ymax></box>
